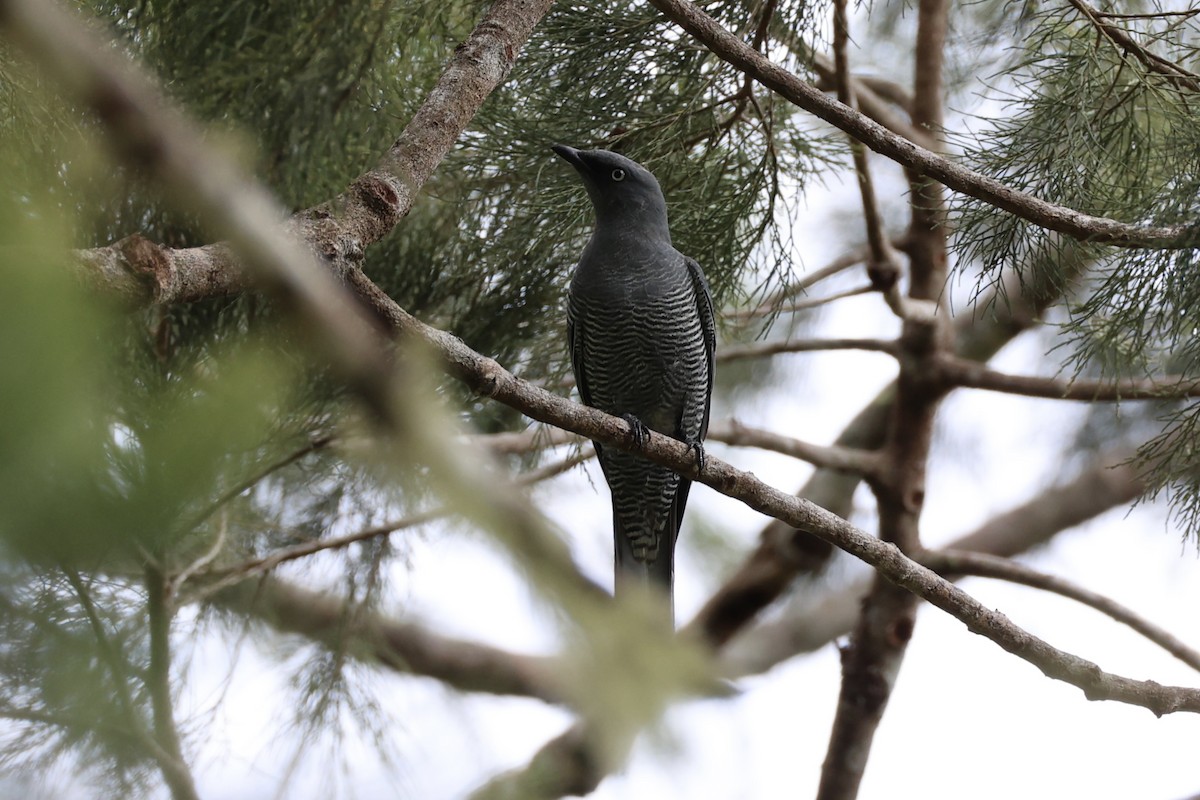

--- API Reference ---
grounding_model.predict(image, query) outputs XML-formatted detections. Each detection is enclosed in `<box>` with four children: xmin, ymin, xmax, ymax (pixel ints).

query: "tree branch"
<box><xmin>921</xmin><ymin>549</ymin><xmax>1200</xmax><ymax>674</ymax></box>
<box><xmin>722</xmin><ymin>448</ymin><xmax>1148</xmax><ymax>677</ymax></box>
<box><xmin>818</xmin><ymin>0</ymin><xmax>951</xmax><ymax>792</ymax></box>
<box><xmin>936</xmin><ymin>355</ymin><xmax>1200</xmax><ymax>400</ymax></box>
<box><xmin>212</xmin><ymin>577</ymin><xmax>566</xmax><ymax>704</ymax></box>
<box><xmin>144</xmin><ymin>565</ymin><xmax>201</xmax><ymax>800</ymax></box>
<box><xmin>831</xmin><ymin>0</ymin><xmax>901</xmax><ymax>294</ymax></box>
<box><xmin>647</xmin><ymin>0</ymin><xmax>1198</xmax><ymax>249</ymax></box>
<box><xmin>36</xmin><ymin>0</ymin><xmax>557</xmax><ymax>307</ymax></box>
<box><xmin>707</xmin><ymin>419</ymin><xmax>883</xmax><ymax>476</ymax></box>
<box><xmin>717</xmin><ymin>337</ymin><xmax>899</xmax><ymax>360</ymax></box>
<box><xmin>1067</xmin><ymin>0</ymin><xmax>1200</xmax><ymax>94</ymax></box>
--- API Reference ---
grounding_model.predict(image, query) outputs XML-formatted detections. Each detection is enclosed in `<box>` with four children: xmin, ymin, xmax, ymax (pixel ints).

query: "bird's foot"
<box><xmin>620</xmin><ymin>413</ymin><xmax>651</xmax><ymax>448</ymax></box>
<box><xmin>684</xmin><ymin>438</ymin><xmax>707</xmax><ymax>474</ymax></box>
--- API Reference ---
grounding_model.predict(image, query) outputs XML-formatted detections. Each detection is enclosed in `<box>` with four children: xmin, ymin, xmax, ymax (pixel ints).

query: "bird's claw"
<box><xmin>620</xmin><ymin>413</ymin><xmax>650</xmax><ymax>448</ymax></box>
<box><xmin>685</xmin><ymin>439</ymin><xmax>707</xmax><ymax>474</ymax></box>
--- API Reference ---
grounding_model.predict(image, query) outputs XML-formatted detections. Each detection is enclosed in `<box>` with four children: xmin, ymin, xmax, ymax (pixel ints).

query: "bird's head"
<box><xmin>552</xmin><ymin>145</ymin><xmax>669</xmax><ymax>233</ymax></box>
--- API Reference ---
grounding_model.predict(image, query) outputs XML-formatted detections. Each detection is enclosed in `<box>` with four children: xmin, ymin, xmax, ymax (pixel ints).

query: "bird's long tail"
<box><xmin>612</xmin><ymin>477</ymin><xmax>690</xmax><ymax>624</ymax></box>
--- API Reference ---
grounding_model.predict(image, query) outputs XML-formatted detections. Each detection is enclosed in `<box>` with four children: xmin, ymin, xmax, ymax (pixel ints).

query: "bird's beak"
<box><xmin>551</xmin><ymin>144</ymin><xmax>586</xmax><ymax>172</ymax></box>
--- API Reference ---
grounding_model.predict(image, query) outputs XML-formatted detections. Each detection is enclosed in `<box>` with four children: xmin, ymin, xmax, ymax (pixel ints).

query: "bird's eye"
<box><xmin>611</xmin><ymin>168</ymin><xmax>626</xmax><ymax>182</ymax></box>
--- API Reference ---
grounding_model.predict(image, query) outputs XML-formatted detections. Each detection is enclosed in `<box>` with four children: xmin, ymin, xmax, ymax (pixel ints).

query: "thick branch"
<box><xmin>45</xmin><ymin>0</ymin><xmax>556</xmax><ymax>306</ymax></box>
<box><xmin>647</xmin><ymin>0</ymin><xmax>1198</xmax><ymax>248</ymax></box>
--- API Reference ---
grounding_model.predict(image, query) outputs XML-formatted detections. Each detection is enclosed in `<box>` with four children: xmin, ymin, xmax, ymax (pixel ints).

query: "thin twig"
<box><xmin>707</xmin><ymin>419</ymin><xmax>883</xmax><ymax>476</ymax></box>
<box><xmin>194</xmin><ymin>509</ymin><xmax>442</xmax><ymax>601</ymax></box>
<box><xmin>728</xmin><ymin>244</ymin><xmax>872</xmax><ymax>321</ymax></box>
<box><xmin>921</xmin><ymin>549</ymin><xmax>1200</xmax><ymax>674</ymax></box>
<box><xmin>169</xmin><ymin>511</ymin><xmax>228</xmax><ymax>599</ymax></box>
<box><xmin>1067</xmin><ymin>0</ymin><xmax>1200</xmax><ymax>93</ymax></box>
<box><xmin>182</xmin><ymin>434</ymin><xmax>335</xmax><ymax>534</ymax></box>
<box><xmin>192</xmin><ymin>447</ymin><xmax>593</xmax><ymax>600</ymax></box>
<box><xmin>936</xmin><ymin>355</ymin><xmax>1200</xmax><ymax>400</ymax></box>
<box><xmin>717</xmin><ymin>337</ymin><xmax>899</xmax><ymax>361</ymax></box>
<box><xmin>212</xmin><ymin>577</ymin><xmax>568</xmax><ymax>704</ymax></box>
<box><xmin>831</xmin><ymin>0</ymin><xmax>901</xmax><ymax>294</ymax></box>
<box><xmin>784</xmin><ymin>284</ymin><xmax>878</xmax><ymax>313</ymax></box>
<box><xmin>144</xmin><ymin>565</ymin><xmax>201</xmax><ymax>800</ymax></box>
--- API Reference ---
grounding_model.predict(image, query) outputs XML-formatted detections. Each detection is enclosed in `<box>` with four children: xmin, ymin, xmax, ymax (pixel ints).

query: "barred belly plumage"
<box><xmin>569</xmin><ymin>279</ymin><xmax>709</xmax><ymax>561</ymax></box>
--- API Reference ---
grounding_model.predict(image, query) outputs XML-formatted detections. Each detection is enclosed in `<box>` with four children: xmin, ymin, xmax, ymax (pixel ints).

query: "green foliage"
<box><xmin>0</xmin><ymin>195</ymin><xmax>118</xmax><ymax>562</ymax></box>
<box><xmin>0</xmin><ymin>17</ymin><xmax>403</xmax><ymax>783</ymax></box>
<box><xmin>950</xmin><ymin>3</ymin><xmax>1200</xmax><ymax>530</ymax></box>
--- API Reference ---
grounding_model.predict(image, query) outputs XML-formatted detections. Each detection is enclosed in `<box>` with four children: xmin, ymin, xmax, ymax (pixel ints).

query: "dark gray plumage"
<box><xmin>552</xmin><ymin>145</ymin><xmax>716</xmax><ymax>615</ymax></box>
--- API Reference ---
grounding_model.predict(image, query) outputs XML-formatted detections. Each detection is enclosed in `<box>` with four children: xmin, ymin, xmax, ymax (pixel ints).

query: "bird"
<box><xmin>552</xmin><ymin>144</ymin><xmax>716</xmax><ymax>619</ymax></box>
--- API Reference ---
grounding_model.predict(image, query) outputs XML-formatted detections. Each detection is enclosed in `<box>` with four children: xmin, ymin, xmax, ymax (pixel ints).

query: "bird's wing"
<box><xmin>566</xmin><ymin>307</ymin><xmax>594</xmax><ymax>410</ymax></box>
<box><xmin>685</xmin><ymin>256</ymin><xmax>717</xmax><ymax>438</ymax></box>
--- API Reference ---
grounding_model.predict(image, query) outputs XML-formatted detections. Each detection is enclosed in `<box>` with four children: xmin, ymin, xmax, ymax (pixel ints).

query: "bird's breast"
<box><xmin>568</xmin><ymin>256</ymin><xmax>708</xmax><ymax>431</ymax></box>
